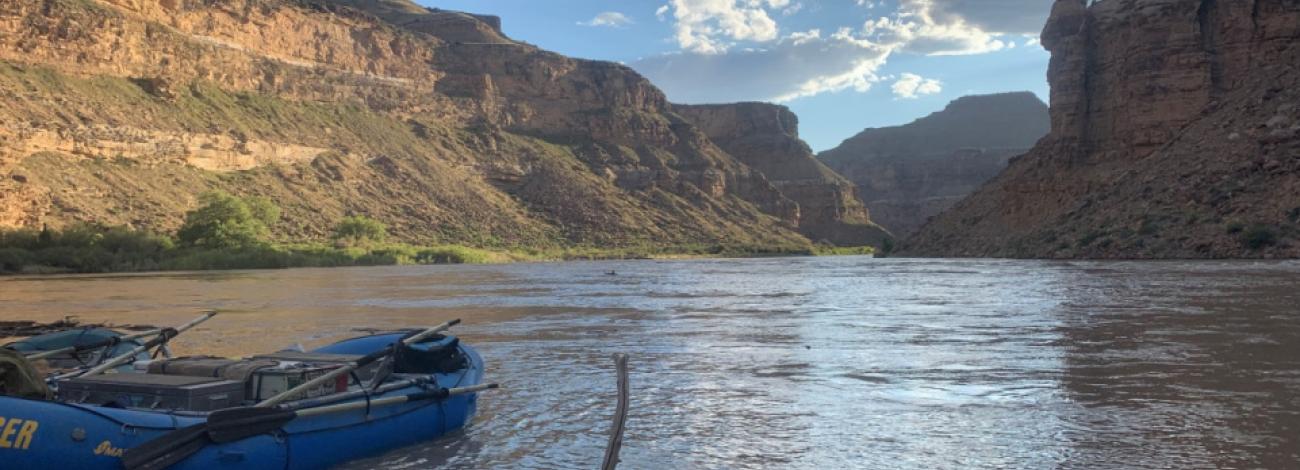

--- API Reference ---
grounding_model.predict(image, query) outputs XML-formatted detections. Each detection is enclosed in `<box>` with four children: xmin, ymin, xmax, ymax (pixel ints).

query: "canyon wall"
<box><xmin>819</xmin><ymin>93</ymin><xmax>1049</xmax><ymax>237</ymax></box>
<box><xmin>906</xmin><ymin>0</ymin><xmax>1300</xmax><ymax>258</ymax></box>
<box><xmin>675</xmin><ymin>103</ymin><xmax>892</xmax><ymax>246</ymax></box>
<box><xmin>0</xmin><ymin>0</ymin><xmax>885</xmax><ymax>249</ymax></box>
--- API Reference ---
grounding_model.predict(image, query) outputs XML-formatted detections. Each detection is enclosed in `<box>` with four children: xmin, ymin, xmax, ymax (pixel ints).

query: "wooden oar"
<box><xmin>122</xmin><ymin>319</ymin><xmax>462</xmax><ymax>469</ymax></box>
<box><xmin>256</xmin><ymin>318</ymin><xmax>460</xmax><ymax>407</ymax></box>
<box><xmin>53</xmin><ymin>311</ymin><xmax>217</xmax><ymax>380</ymax></box>
<box><xmin>123</xmin><ymin>383</ymin><xmax>496</xmax><ymax>470</ymax></box>
<box><xmin>25</xmin><ymin>328</ymin><xmax>166</xmax><ymax>360</ymax></box>
<box><xmin>211</xmin><ymin>383</ymin><xmax>498</xmax><ymax>443</ymax></box>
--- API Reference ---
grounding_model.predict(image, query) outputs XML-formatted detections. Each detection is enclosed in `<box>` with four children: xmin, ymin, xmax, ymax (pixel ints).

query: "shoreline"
<box><xmin>0</xmin><ymin>242</ymin><xmax>875</xmax><ymax>277</ymax></box>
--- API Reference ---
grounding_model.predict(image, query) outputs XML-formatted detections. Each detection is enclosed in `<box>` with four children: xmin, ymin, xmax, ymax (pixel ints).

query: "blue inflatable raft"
<box><xmin>0</xmin><ymin>331</ymin><xmax>487</xmax><ymax>469</ymax></box>
<box><xmin>5</xmin><ymin>328</ymin><xmax>151</xmax><ymax>373</ymax></box>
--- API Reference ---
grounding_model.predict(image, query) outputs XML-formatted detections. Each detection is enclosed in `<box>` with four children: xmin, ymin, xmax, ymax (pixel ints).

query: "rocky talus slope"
<box><xmin>0</xmin><ymin>0</ymin><xmax>882</xmax><ymax>249</ymax></box>
<box><xmin>906</xmin><ymin>0</ymin><xmax>1300</xmax><ymax>258</ymax></box>
<box><xmin>818</xmin><ymin>93</ymin><xmax>1049</xmax><ymax>237</ymax></box>
<box><xmin>675</xmin><ymin>103</ymin><xmax>891</xmax><ymax>246</ymax></box>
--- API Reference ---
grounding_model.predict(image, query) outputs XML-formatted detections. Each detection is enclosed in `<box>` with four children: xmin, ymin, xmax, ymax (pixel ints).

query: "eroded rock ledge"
<box><xmin>819</xmin><ymin>92</ymin><xmax>1049</xmax><ymax>238</ymax></box>
<box><xmin>906</xmin><ymin>0</ymin><xmax>1300</xmax><ymax>259</ymax></box>
<box><xmin>0</xmin><ymin>0</ymin><xmax>886</xmax><ymax>249</ymax></box>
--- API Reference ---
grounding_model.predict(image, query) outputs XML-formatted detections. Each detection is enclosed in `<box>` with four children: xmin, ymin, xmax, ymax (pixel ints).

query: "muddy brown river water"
<box><xmin>2</xmin><ymin>257</ymin><xmax>1299</xmax><ymax>469</ymax></box>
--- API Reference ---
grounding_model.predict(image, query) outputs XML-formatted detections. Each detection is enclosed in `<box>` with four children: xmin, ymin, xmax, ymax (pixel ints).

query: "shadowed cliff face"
<box><xmin>0</xmin><ymin>0</ymin><xmax>842</xmax><ymax>249</ymax></box>
<box><xmin>674</xmin><ymin>103</ymin><xmax>892</xmax><ymax>247</ymax></box>
<box><xmin>906</xmin><ymin>0</ymin><xmax>1300</xmax><ymax>259</ymax></box>
<box><xmin>818</xmin><ymin>93</ymin><xmax>1049</xmax><ymax>237</ymax></box>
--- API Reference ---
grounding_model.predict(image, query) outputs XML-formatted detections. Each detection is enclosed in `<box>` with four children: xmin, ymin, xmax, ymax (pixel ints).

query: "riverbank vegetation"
<box><xmin>0</xmin><ymin>193</ymin><xmax>868</xmax><ymax>275</ymax></box>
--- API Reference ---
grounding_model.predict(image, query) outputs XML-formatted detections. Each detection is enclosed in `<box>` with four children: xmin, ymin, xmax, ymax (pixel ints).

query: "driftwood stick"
<box><xmin>601</xmin><ymin>353</ymin><xmax>630</xmax><ymax>470</ymax></box>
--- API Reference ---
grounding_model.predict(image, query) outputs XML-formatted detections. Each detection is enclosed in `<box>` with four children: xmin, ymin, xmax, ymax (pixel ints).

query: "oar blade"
<box><xmin>121</xmin><ymin>423</ymin><xmax>209</xmax><ymax>470</ymax></box>
<box><xmin>207</xmin><ymin>406</ymin><xmax>297</xmax><ymax>443</ymax></box>
<box><xmin>132</xmin><ymin>437</ymin><xmax>211</xmax><ymax>470</ymax></box>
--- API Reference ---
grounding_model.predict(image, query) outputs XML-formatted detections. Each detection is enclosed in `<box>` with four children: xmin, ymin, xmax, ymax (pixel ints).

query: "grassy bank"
<box><xmin>0</xmin><ymin>193</ymin><xmax>869</xmax><ymax>275</ymax></box>
<box><xmin>0</xmin><ymin>233</ymin><xmax>846</xmax><ymax>275</ymax></box>
<box><xmin>0</xmin><ymin>225</ymin><xmax>863</xmax><ymax>275</ymax></box>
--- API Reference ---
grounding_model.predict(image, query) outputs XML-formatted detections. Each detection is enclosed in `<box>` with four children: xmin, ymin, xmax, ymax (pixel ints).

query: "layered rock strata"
<box><xmin>906</xmin><ymin>0</ymin><xmax>1300</xmax><ymax>258</ymax></box>
<box><xmin>675</xmin><ymin>103</ymin><xmax>891</xmax><ymax>246</ymax></box>
<box><xmin>819</xmin><ymin>93</ymin><xmax>1049</xmax><ymax>237</ymax></box>
<box><xmin>0</xmin><ymin>0</ymin><xmax>886</xmax><ymax>249</ymax></box>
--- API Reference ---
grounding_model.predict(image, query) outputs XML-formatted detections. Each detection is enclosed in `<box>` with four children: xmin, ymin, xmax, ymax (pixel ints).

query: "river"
<box><xmin>3</xmin><ymin>257</ymin><xmax>1299</xmax><ymax>469</ymax></box>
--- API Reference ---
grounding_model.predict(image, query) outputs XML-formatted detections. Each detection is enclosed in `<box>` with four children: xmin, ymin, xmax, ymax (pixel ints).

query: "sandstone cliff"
<box><xmin>818</xmin><ymin>93</ymin><xmax>1049</xmax><ymax>237</ymax></box>
<box><xmin>675</xmin><ymin>103</ymin><xmax>892</xmax><ymax>246</ymax></box>
<box><xmin>0</xmin><ymin>0</ymin><xmax>876</xmax><ymax>250</ymax></box>
<box><xmin>906</xmin><ymin>0</ymin><xmax>1300</xmax><ymax>259</ymax></box>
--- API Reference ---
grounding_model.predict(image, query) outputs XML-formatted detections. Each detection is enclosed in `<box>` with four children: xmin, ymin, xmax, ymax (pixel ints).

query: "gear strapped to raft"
<box><xmin>0</xmin><ymin>349</ymin><xmax>52</xmax><ymax>400</ymax></box>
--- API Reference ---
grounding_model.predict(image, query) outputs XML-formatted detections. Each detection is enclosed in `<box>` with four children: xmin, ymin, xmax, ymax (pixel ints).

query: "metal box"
<box><xmin>252</xmin><ymin>352</ymin><xmax>381</xmax><ymax>383</ymax></box>
<box><xmin>57</xmin><ymin>374</ymin><xmax>245</xmax><ymax>411</ymax></box>
<box><xmin>249</xmin><ymin>365</ymin><xmax>349</xmax><ymax>402</ymax></box>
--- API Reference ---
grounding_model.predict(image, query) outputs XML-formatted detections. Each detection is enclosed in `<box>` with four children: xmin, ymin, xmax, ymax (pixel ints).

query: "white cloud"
<box><xmin>580</xmin><ymin>11</ymin><xmax>634</xmax><ymax>28</ymax></box>
<box><xmin>639</xmin><ymin>0</ymin><xmax>1048</xmax><ymax>102</ymax></box>
<box><xmin>861</xmin><ymin>2</ymin><xmax>1007</xmax><ymax>56</ymax></box>
<box><xmin>658</xmin><ymin>0</ymin><xmax>792</xmax><ymax>54</ymax></box>
<box><xmin>913</xmin><ymin>0</ymin><xmax>1053</xmax><ymax>35</ymax></box>
<box><xmin>891</xmin><ymin>73</ymin><xmax>942</xmax><ymax>99</ymax></box>
<box><xmin>633</xmin><ymin>28</ymin><xmax>891</xmax><ymax>103</ymax></box>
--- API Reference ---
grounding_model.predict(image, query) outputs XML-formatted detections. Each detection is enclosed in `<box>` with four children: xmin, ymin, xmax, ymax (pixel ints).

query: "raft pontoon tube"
<box><xmin>0</xmin><ymin>327</ymin><xmax>489</xmax><ymax>470</ymax></box>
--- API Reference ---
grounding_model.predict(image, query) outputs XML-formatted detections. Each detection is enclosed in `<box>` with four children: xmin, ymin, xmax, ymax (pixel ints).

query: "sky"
<box><xmin>418</xmin><ymin>0</ymin><xmax>1054</xmax><ymax>152</ymax></box>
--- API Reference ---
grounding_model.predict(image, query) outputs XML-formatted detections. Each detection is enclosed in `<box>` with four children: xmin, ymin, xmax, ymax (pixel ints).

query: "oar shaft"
<box><xmin>284</xmin><ymin>377</ymin><xmax>428</xmax><ymax>410</ymax></box>
<box><xmin>295</xmin><ymin>383</ymin><xmax>499</xmax><ymax>418</ymax></box>
<box><xmin>257</xmin><ymin>319</ymin><xmax>462</xmax><ymax>408</ymax></box>
<box><xmin>27</xmin><ymin>341</ymin><xmax>108</xmax><ymax>361</ymax></box>
<box><xmin>25</xmin><ymin>328</ymin><xmax>166</xmax><ymax>360</ymax></box>
<box><xmin>73</xmin><ymin>311</ymin><xmax>217</xmax><ymax>378</ymax></box>
<box><xmin>255</xmin><ymin>345</ymin><xmax>390</xmax><ymax>408</ymax></box>
<box><xmin>402</xmin><ymin>319</ymin><xmax>462</xmax><ymax>346</ymax></box>
<box><xmin>121</xmin><ymin>328</ymin><xmax>166</xmax><ymax>341</ymax></box>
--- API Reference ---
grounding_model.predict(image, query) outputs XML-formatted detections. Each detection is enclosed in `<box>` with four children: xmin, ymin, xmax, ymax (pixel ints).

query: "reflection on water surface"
<box><xmin>3</xmin><ymin>258</ymin><xmax>1299</xmax><ymax>469</ymax></box>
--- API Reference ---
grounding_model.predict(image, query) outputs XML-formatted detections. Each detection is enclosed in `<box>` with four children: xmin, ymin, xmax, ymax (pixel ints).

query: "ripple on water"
<box><xmin>4</xmin><ymin>258</ymin><xmax>1300</xmax><ymax>469</ymax></box>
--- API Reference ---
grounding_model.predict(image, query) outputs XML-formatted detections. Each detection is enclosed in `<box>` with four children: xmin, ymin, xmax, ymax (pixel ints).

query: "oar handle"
<box><xmin>257</xmin><ymin>319</ymin><xmax>463</xmax><ymax>408</ymax></box>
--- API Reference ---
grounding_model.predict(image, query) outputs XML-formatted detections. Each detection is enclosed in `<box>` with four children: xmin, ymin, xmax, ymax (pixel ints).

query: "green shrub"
<box><xmin>0</xmin><ymin>223</ymin><xmax>176</xmax><ymax>273</ymax></box>
<box><xmin>1242</xmin><ymin>225</ymin><xmax>1278</xmax><ymax>250</ymax></box>
<box><xmin>31</xmin><ymin>246</ymin><xmax>114</xmax><ymax>273</ymax></box>
<box><xmin>1077</xmin><ymin>231</ymin><xmax>1104</xmax><ymax>247</ymax></box>
<box><xmin>0</xmin><ymin>248</ymin><xmax>31</xmax><ymax>273</ymax></box>
<box><xmin>100</xmin><ymin>227</ymin><xmax>174</xmax><ymax>254</ymax></box>
<box><xmin>880</xmin><ymin>238</ymin><xmax>896</xmax><ymax>256</ymax></box>
<box><xmin>814</xmin><ymin>246</ymin><xmax>877</xmax><ymax>256</ymax></box>
<box><xmin>332</xmin><ymin>216</ymin><xmax>388</xmax><ymax>247</ymax></box>
<box><xmin>416</xmin><ymin>246</ymin><xmax>493</xmax><ymax>264</ymax></box>
<box><xmin>1138</xmin><ymin>219</ymin><xmax>1160</xmax><ymax>236</ymax></box>
<box><xmin>0</xmin><ymin>228</ymin><xmax>41</xmax><ymax>251</ymax></box>
<box><xmin>177</xmin><ymin>191</ymin><xmax>280</xmax><ymax>249</ymax></box>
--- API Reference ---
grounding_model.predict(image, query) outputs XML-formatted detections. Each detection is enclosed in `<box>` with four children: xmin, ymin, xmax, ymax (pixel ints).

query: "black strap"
<box><xmin>351</xmin><ymin>370</ymin><xmax>372</xmax><ymax>416</ymax></box>
<box><xmin>72</xmin><ymin>328</ymin><xmax>93</xmax><ymax>367</ymax></box>
<box><xmin>148</xmin><ymin>328</ymin><xmax>179</xmax><ymax>359</ymax></box>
